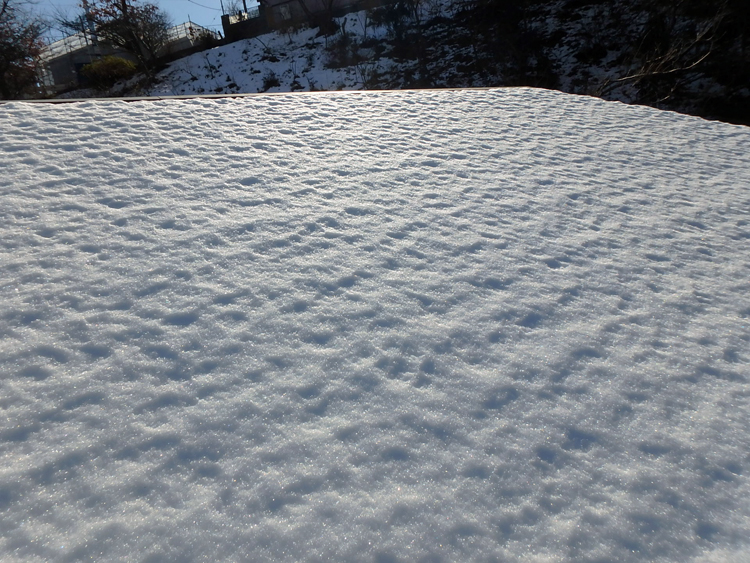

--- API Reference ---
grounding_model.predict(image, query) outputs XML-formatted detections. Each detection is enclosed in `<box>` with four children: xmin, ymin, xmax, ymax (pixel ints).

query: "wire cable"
<box><xmin>186</xmin><ymin>0</ymin><xmax>222</xmax><ymax>11</ymax></box>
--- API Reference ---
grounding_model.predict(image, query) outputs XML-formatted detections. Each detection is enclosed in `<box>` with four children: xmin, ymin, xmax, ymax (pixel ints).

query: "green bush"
<box><xmin>81</xmin><ymin>56</ymin><xmax>138</xmax><ymax>90</ymax></box>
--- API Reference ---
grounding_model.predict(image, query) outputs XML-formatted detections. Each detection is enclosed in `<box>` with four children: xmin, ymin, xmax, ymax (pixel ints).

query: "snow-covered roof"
<box><xmin>1</xmin><ymin>89</ymin><xmax>749</xmax><ymax>562</ymax></box>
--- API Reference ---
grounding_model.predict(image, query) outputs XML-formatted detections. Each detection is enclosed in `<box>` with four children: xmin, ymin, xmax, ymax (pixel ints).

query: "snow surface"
<box><xmin>1</xmin><ymin>88</ymin><xmax>750</xmax><ymax>562</ymax></box>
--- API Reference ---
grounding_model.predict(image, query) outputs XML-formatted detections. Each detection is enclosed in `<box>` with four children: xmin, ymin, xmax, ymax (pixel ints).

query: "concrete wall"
<box><xmin>260</xmin><ymin>0</ymin><xmax>390</xmax><ymax>30</ymax></box>
<box><xmin>220</xmin><ymin>0</ymin><xmax>393</xmax><ymax>45</ymax></box>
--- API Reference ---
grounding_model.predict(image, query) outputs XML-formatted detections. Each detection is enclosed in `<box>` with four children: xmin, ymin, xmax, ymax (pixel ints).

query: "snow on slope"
<box><xmin>1</xmin><ymin>89</ymin><xmax>750</xmax><ymax>562</ymax></box>
<box><xmin>148</xmin><ymin>13</ymin><xmax>393</xmax><ymax>96</ymax></box>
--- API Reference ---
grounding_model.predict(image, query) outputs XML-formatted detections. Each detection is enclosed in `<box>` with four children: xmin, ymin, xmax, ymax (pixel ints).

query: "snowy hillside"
<box><xmin>2</xmin><ymin>88</ymin><xmax>750</xmax><ymax>562</ymax></box>
<box><xmin>54</xmin><ymin>0</ymin><xmax>748</xmax><ymax>125</ymax></box>
<box><xmin>111</xmin><ymin>0</ymin><xmax>750</xmax><ymax>127</ymax></box>
<box><xmin>146</xmin><ymin>12</ymin><xmax>404</xmax><ymax>95</ymax></box>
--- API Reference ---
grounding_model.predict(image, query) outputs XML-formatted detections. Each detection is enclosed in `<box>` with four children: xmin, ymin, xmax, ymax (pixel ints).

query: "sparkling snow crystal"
<box><xmin>1</xmin><ymin>89</ymin><xmax>749</xmax><ymax>562</ymax></box>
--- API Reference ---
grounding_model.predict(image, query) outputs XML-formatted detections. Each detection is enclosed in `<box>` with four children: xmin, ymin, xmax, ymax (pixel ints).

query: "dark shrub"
<box><xmin>261</xmin><ymin>69</ymin><xmax>280</xmax><ymax>91</ymax></box>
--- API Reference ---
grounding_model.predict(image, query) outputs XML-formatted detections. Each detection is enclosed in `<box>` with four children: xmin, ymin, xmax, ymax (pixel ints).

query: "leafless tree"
<box><xmin>597</xmin><ymin>0</ymin><xmax>729</xmax><ymax>103</ymax></box>
<box><xmin>59</xmin><ymin>0</ymin><xmax>171</xmax><ymax>70</ymax></box>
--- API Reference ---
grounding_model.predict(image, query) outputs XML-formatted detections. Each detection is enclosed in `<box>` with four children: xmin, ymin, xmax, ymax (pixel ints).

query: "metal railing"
<box><xmin>41</xmin><ymin>33</ymin><xmax>96</xmax><ymax>62</ymax></box>
<box><xmin>166</xmin><ymin>22</ymin><xmax>222</xmax><ymax>43</ymax></box>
